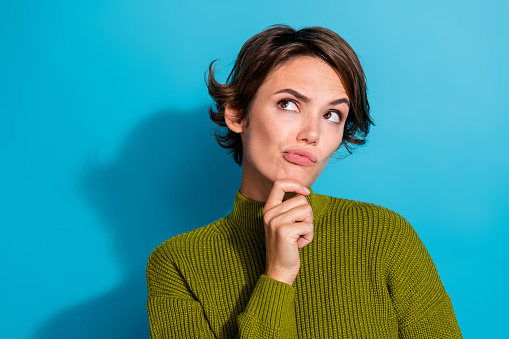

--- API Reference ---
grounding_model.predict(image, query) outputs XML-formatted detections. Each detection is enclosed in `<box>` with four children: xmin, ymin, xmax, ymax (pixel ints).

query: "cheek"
<box><xmin>242</xmin><ymin>125</ymin><xmax>273</xmax><ymax>162</ymax></box>
<box><xmin>323</xmin><ymin>130</ymin><xmax>344</xmax><ymax>155</ymax></box>
<box><xmin>246</xmin><ymin>119</ymin><xmax>283</xmax><ymax>148</ymax></box>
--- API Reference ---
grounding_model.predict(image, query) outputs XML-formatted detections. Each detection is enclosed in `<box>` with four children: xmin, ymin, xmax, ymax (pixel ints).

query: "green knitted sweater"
<box><xmin>146</xmin><ymin>190</ymin><xmax>462</xmax><ymax>338</ymax></box>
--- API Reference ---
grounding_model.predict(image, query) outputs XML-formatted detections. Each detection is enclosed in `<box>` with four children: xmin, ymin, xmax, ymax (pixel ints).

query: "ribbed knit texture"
<box><xmin>146</xmin><ymin>190</ymin><xmax>462</xmax><ymax>338</ymax></box>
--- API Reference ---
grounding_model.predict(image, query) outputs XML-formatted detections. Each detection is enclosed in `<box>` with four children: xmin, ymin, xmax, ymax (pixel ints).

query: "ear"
<box><xmin>224</xmin><ymin>105</ymin><xmax>245</xmax><ymax>133</ymax></box>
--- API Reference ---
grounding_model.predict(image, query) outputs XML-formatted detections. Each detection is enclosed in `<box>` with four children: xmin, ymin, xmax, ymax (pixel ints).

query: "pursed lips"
<box><xmin>283</xmin><ymin>148</ymin><xmax>317</xmax><ymax>166</ymax></box>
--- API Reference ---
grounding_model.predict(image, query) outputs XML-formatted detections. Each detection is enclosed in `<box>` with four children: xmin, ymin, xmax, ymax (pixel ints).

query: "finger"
<box><xmin>275</xmin><ymin>221</ymin><xmax>314</xmax><ymax>244</ymax></box>
<box><xmin>264</xmin><ymin>179</ymin><xmax>310</xmax><ymax>212</ymax></box>
<box><xmin>294</xmin><ymin>222</ymin><xmax>314</xmax><ymax>248</ymax></box>
<box><xmin>296</xmin><ymin>232</ymin><xmax>313</xmax><ymax>248</ymax></box>
<box><xmin>267</xmin><ymin>204</ymin><xmax>314</xmax><ymax>227</ymax></box>
<box><xmin>263</xmin><ymin>194</ymin><xmax>310</xmax><ymax>220</ymax></box>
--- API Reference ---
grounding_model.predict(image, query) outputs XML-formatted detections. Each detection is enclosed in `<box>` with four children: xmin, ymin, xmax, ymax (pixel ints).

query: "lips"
<box><xmin>283</xmin><ymin>148</ymin><xmax>317</xmax><ymax>166</ymax></box>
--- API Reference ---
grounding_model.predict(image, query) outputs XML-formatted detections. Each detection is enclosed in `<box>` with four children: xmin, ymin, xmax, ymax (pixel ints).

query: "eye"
<box><xmin>323</xmin><ymin>111</ymin><xmax>341</xmax><ymax>123</ymax></box>
<box><xmin>277</xmin><ymin>99</ymin><xmax>299</xmax><ymax>112</ymax></box>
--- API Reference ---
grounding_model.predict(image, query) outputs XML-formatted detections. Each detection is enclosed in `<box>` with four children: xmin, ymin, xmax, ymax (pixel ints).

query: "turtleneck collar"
<box><xmin>225</xmin><ymin>188</ymin><xmax>330</xmax><ymax>233</ymax></box>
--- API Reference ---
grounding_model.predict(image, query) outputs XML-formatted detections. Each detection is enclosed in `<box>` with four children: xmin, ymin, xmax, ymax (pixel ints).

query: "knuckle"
<box><xmin>267</xmin><ymin>218</ymin><xmax>277</xmax><ymax>229</ymax></box>
<box><xmin>304</xmin><ymin>204</ymin><xmax>312</xmax><ymax>213</ymax></box>
<box><xmin>301</xmin><ymin>221</ymin><xmax>314</xmax><ymax>231</ymax></box>
<box><xmin>296</xmin><ymin>195</ymin><xmax>308</xmax><ymax>204</ymax></box>
<box><xmin>276</xmin><ymin>224</ymin><xmax>291</xmax><ymax>237</ymax></box>
<box><xmin>273</xmin><ymin>178</ymin><xmax>299</xmax><ymax>189</ymax></box>
<box><xmin>272</xmin><ymin>179</ymin><xmax>286</xmax><ymax>188</ymax></box>
<box><xmin>268</xmin><ymin>214</ymin><xmax>283</xmax><ymax>229</ymax></box>
<box><xmin>308</xmin><ymin>225</ymin><xmax>314</xmax><ymax>233</ymax></box>
<box><xmin>262</xmin><ymin>212</ymin><xmax>272</xmax><ymax>225</ymax></box>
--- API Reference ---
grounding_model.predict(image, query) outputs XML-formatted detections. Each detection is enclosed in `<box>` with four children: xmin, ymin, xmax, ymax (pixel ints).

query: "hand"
<box><xmin>262</xmin><ymin>179</ymin><xmax>314</xmax><ymax>286</ymax></box>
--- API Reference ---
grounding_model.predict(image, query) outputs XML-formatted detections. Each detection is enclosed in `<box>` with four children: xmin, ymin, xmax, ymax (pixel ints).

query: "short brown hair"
<box><xmin>207</xmin><ymin>25</ymin><xmax>373</xmax><ymax>165</ymax></box>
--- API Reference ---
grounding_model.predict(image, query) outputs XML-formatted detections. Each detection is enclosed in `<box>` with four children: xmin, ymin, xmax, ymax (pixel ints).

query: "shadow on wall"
<box><xmin>34</xmin><ymin>108</ymin><xmax>241</xmax><ymax>338</ymax></box>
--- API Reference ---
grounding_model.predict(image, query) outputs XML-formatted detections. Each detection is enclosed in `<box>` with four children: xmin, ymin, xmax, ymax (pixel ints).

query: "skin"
<box><xmin>225</xmin><ymin>56</ymin><xmax>350</xmax><ymax>285</ymax></box>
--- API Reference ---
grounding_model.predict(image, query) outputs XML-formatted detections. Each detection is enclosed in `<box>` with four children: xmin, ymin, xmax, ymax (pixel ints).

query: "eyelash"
<box><xmin>324</xmin><ymin>110</ymin><xmax>343</xmax><ymax>123</ymax></box>
<box><xmin>277</xmin><ymin>99</ymin><xmax>298</xmax><ymax>111</ymax></box>
<box><xmin>276</xmin><ymin>99</ymin><xmax>343</xmax><ymax>122</ymax></box>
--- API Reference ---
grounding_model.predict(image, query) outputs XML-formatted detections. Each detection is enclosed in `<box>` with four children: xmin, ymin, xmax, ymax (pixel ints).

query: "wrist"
<box><xmin>264</xmin><ymin>269</ymin><xmax>296</xmax><ymax>286</ymax></box>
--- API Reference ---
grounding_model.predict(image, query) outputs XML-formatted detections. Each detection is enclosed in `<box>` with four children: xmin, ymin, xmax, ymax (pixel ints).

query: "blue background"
<box><xmin>1</xmin><ymin>1</ymin><xmax>507</xmax><ymax>338</ymax></box>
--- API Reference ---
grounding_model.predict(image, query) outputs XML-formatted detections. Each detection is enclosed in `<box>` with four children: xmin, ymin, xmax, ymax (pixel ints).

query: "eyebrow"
<box><xmin>274</xmin><ymin>88</ymin><xmax>350</xmax><ymax>107</ymax></box>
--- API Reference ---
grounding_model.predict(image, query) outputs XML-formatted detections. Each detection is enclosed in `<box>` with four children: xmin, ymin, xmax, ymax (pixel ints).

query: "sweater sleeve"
<box><xmin>146</xmin><ymin>245</ymin><xmax>297</xmax><ymax>338</ymax></box>
<box><xmin>385</xmin><ymin>215</ymin><xmax>462</xmax><ymax>338</ymax></box>
<box><xmin>237</xmin><ymin>274</ymin><xmax>297</xmax><ymax>338</ymax></box>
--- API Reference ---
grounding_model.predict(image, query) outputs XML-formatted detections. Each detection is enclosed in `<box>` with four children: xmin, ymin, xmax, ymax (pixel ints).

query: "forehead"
<box><xmin>260</xmin><ymin>56</ymin><xmax>348</xmax><ymax>98</ymax></box>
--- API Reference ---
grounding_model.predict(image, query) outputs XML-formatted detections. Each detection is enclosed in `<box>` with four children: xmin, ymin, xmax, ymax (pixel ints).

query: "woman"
<box><xmin>146</xmin><ymin>25</ymin><xmax>462</xmax><ymax>338</ymax></box>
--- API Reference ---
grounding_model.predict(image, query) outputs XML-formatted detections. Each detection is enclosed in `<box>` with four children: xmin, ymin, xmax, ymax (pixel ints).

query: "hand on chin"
<box><xmin>275</xmin><ymin>160</ymin><xmax>314</xmax><ymax>186</ymax></box>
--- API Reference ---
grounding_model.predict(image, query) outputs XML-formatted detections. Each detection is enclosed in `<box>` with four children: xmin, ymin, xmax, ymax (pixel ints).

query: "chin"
<box><xmin>274</xmin><ymin>168</ymin><xmax>320</xmax><ymax>187</ymax></box>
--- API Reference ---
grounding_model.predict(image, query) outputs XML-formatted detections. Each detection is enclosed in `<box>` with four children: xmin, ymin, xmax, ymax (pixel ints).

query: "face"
<box><xmin>226</xmin><ymin>57</ymin><xmax>350</xmax><ymax>201</ymax></box>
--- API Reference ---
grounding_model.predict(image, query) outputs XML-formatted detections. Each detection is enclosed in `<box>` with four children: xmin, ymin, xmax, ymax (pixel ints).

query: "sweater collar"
<box><xmin>226</xmin><ymin>188</ymin><xmax>330</xmax><ymax>233</ymax></box>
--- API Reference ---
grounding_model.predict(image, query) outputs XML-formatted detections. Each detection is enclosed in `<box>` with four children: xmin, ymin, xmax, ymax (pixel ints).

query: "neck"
<box><xmin>238</xmin><ymin>173</ymin><xmax>273</xmax><ymax>203</ymax></box>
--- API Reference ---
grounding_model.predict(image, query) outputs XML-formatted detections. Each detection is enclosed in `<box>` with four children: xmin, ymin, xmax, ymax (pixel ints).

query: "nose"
<box><xmin>297</xmin><ymin>114</ymin><xmax>320</xmax><ymax>145</ymax></box>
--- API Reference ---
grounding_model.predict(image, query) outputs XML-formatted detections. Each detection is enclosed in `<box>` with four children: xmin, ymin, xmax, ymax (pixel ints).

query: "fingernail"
<box><xmin>304</xmin><ymin>187</ymin><xmax>310</xmax><ymax>194</ymax></box>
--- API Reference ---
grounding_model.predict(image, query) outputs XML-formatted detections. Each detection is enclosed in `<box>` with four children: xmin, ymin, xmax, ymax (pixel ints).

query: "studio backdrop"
<box><xmin>1</xmin><ymin>1</ymin><xmax>508</xmax><ymax>338</ymax></box>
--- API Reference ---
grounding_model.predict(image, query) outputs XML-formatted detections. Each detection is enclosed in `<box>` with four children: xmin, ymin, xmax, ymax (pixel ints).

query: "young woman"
<box><xmin>146</xmin><ymin>25</ymin><xmax>462</xmax><ymax>338</ymax></box>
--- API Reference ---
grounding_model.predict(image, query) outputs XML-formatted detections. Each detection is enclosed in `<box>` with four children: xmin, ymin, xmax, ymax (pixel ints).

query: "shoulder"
<box><xmin>319</xmin><ymin>193</ymin><xmax>432</xmax><ymax>266</ymax></box>
<box><xmin>321</xmin><ymin>193</ymin><xmax>410</xmax><ymax>227</ymax></box>
<box><xmin>316</xmin><ymin>193</ymin><xmax>418</xmax><ymax>247</ymax></box>
<box><xmin>148</xmin><ymin>218</ymin><xmax>226</xmax><ymax>267</ymax></box>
